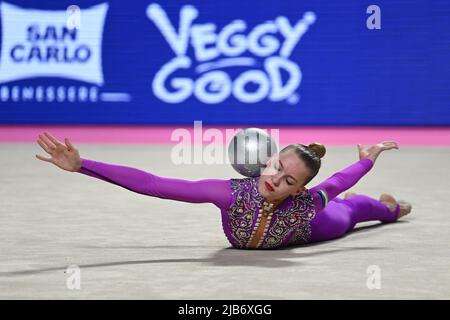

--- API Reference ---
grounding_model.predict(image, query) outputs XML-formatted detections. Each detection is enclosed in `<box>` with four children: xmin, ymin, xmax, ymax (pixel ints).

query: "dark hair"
<box><xmin>280</xmin><ymin>142</ymin><xmax>326</xmax><ymax>185</ymax></box>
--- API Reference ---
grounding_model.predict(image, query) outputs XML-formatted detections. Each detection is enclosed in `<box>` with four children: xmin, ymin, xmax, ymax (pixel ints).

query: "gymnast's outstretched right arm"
<box><xmin>35</xmin><ymin>132</ymin><xmax>232</xmax><ymax>209</ymax></box>
<box><xmin>78</xmin><ymin>158</ymin><xmax>231</xmax><ymax>209</ymax></box>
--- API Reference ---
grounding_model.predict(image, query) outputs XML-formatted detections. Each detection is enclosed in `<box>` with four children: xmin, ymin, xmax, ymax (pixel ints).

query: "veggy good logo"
<box><xmin>147</xmin><ymin>3</ymin><xmax>316</xmax><ymax>105</ymax></box>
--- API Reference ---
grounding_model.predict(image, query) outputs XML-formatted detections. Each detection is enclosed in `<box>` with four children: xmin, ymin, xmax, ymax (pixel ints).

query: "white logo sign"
<box><xmin>0</xmin><ymin>2</ymin><xmax>108</xmax><ymax>85</ymax></box>
<box><xmin>146</xmin><ymin>3</ymin><xmax>316</xmax><ymax>104</ymax></box>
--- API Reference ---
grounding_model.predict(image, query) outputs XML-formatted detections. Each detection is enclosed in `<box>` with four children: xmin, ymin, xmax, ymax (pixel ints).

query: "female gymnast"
<box><xmin>36</xmin><ymin>132</ymin><xmax>411</xmax><ymax>250</ymax></box>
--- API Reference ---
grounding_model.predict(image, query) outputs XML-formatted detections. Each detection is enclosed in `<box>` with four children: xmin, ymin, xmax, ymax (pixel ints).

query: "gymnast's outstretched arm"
<box><xmin>78</xmin><ymin>159</ymin><xmax>231</xmax><ymax>209</ymax></box>
<box><xmin>35</xmin><ymin>132</ymin><xmax>232</xmax><ymax>209</ymax></box>
<box><xmin>309</xmin><ymin>158</ymin><xmax>374</xmax><ymax>213</ymax></box>
<box><xmin>309</xmin><ymin>141</ymin><xmax>399</xmax><ymax>213</ymax></box>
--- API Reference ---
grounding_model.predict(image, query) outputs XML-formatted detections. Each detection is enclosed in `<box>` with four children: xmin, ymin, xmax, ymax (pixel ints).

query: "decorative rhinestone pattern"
<box><xmin>227</xmin><ymin>177</ymin><xmax>317</xmax><ymax>249</ymax></box>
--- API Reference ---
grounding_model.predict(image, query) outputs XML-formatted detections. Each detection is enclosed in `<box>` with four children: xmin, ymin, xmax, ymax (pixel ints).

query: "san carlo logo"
<box><xmin>147</xmin><ymin>3</ymin><xmax>316</xmax><ymax>105</ymax></box>
<box><xmin>0</xmin><ymin>2</ymin><xmax>130</xmax><ymax>103</ymax></box>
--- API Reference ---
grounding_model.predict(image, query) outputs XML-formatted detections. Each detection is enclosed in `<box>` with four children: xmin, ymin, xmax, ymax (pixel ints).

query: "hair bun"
<box><xmin>308</xmin><ymin>142</ymin><xmax>326</xmax><ymax>159</ymax></box>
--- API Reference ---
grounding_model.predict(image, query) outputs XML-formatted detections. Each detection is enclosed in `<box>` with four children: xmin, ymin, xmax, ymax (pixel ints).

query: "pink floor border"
<box><xmin>1</xmin><ymin>125</ymin><xmax>450</xmax><ymax>146</ymax></box>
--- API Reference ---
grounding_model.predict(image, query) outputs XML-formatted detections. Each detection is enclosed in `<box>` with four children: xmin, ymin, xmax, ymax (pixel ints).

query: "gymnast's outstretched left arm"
<box><xmin>35</xmin><ymin>132</ymin><xmax>232</xmax><ymax>209</ymax></box>
<box><xmin>309</xmin><ymin>141</ymin><xmax>399</xmax><ymax>213</ymax></box>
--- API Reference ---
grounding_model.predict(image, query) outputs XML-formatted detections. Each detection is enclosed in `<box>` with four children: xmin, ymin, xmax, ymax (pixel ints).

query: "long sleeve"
<box><xmin>309</xmin><ymin>158</ymin><xmax>374</xmax><ymax>213</ymax></box>
<box><xmin>77</xmin><ymin>158</ymin><xmax>232</xmax><ymax>210</ymax></box>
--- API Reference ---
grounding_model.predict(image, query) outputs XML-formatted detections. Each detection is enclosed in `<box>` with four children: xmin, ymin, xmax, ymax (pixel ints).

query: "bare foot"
<box><xmin>344</xmin><ymin>191</ymin><xmax>356</xmax><ymax>199</ymax></box>
<box><xmin>379</xmin><ymin>193</ymin><xmax>412</xmax><ymax>219</ymax></box>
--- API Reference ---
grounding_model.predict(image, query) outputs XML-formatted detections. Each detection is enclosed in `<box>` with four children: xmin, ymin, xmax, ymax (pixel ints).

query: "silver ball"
<box><xmin>228</xmin><ymin>128</ymin><xmax>278</xmax><ymax>177</ymax></box>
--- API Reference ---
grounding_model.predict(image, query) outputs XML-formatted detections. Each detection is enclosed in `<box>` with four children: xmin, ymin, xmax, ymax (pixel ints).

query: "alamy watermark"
<box><xmin>366</xmin><ymin>265</ymin><xmax>381</xmax><ymax>290</ymax></box>
<box><xmin>366</xmin><ymin>5</ymin><xmax>381</xmax><ymax>30</ymax></box>
<box><xmin>65</xmin><ymin>265</ymin><xmax>81</xmax><ymax>290</ymax></box>
<box><xmin>66</xmin><ymin>5</ymin><xmax>81</xmax><ymax>30</ymax></box>
<box><xmin>170</xmin><ymin>121</ymin><xmax>280</xmax><ymax>166</ymax></box>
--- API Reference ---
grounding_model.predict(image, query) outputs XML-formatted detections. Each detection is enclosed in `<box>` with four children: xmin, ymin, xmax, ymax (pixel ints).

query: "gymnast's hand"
<box><xmin>357</xmin><ymin>141</ymin><xmax>399</xmax><ymax>163</ymax></box>
<box><xmin>35</xmin><ymin>132</ymin><xmax>82</xmax><ymax>172</ymax></box>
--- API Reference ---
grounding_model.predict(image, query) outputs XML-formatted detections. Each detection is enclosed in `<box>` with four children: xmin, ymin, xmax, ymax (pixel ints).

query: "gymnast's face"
<box><xmin>258</xmin><ymin>149</ymin><xmax>309</xmax><ymax>204</ymax></box>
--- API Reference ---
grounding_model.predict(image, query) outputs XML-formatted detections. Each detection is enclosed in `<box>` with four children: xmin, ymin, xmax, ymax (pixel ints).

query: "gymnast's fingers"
<box><xmin>384</xmin><ymin>141</ymin><xmax>399</xmax><ymax>148</ymax></box>
<box><xmin>39</xmin><ymin>133</ymin><xmax>56</xmax><ymax>150</ymax></box>
<box><xmin>37</xmin><ymin>138</ymin><xmax>53</xmax><ymax>155</ymax></box>
<box><xmin>35</xmin><ymin>154</ymin><xmax>53</xmax><ymax>163</ymax></box>
<box><xmin>44</xmin><ymin>132</ymin><xmax>64</xmax><ymax>147</ymax></box>
<box><xmin>64</xmin><ymin>138</ymin><xmax>76</xmax><ymax>151</ymax></box>
<box><xmin>382</xmin><ymin>142</ymin><xmax>399</xmax><ymax>150</ymax></box>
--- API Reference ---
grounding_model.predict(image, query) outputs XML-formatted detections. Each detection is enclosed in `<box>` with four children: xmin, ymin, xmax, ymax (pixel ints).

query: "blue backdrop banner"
<box><xmin>0</xmin><ymin>0</ymin><xmax>448</xmax><ymax>125</ymax></box>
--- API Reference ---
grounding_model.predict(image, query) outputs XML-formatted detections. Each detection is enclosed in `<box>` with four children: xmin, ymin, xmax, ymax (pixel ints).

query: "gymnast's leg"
<box><xmin>309</xmin><ymin>194</ymin><xmax>409</xmax><ymax>243</ymax></box>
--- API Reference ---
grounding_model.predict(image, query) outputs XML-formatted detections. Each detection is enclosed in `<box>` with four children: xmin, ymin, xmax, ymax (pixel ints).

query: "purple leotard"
<box><xmin>78</xmin><ymin>158</ymin><xmax>399</xmax><ymax>249</ymax></box>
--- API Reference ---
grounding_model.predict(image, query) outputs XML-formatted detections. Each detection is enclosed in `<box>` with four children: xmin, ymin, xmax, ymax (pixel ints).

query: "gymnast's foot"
<box><xmin>379</xmin><ymin>193</ymin><xmax>412</xmax><ymax>219</ymax></box>
<box><xmin>344</xmin><ymin>191</ymin><xmax>356</xmax><ymax>199</ymax></box>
